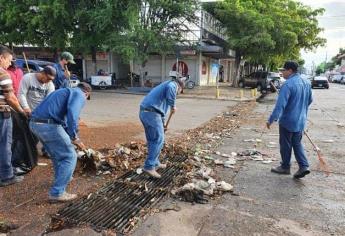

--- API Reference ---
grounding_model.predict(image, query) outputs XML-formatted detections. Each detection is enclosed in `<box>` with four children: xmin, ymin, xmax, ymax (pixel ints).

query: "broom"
<box><xmin>269</xmin><ymin>81</ymin><xmax>330</xmax><ymax>176</ymax></box>
<box><xmin>303</xmin><ymin>130</ymin><xmax>330</xmax><ymax>176</ymax></box>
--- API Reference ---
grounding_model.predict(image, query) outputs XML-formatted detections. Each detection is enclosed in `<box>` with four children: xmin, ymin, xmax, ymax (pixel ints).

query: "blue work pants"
<box><xmin>29</xmin><ymin>122</ymin><xmax>77</xmax><ymax>197</ymax></box>
<box><xmin>279</xmin><ymin>125</ymin><xmax>309</xmax><ymax>170</ymax></box>
<box><xmin>0</xmin><ymin>113</ymin><xmax>14</xmax><ymax>181</ymax></box>
<box><xmin>139</xmin><ymin>110</ymin><xmax>164</xmax><ymax>170</ymax></box>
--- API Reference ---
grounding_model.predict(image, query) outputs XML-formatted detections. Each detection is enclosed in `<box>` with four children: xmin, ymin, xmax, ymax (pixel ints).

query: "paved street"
<box><xmin>82</xmin><ymin>91</ymin><xmax>237</xmax><ymax>135</ymax></box>
<box><xmin>134</xmin><ymin>83</ymin><xmax>345</xmax><ymax>236</ymax></box>
<box><xmin>4</xmin><ymin>84</ymin><xmax>345</xmax><ymax>236</ymax></box>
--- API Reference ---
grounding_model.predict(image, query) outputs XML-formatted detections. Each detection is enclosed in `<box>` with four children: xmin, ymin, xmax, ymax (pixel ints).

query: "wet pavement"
<box><xmin>134</xmin><ymin>83</ymin><xmax>345</xmax><ymax>236</ymax></box>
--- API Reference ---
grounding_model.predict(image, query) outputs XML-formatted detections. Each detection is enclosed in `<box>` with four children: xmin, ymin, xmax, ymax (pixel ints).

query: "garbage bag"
<box><xmin>11</xmin><ymin>111</ymin><xmax>38</xmax><ymax>172</ymax></box>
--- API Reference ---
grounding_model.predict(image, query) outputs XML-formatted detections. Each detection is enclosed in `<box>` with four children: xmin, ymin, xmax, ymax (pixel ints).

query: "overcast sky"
<box><xmin>299</xmin><ymin>0</ymin><xmax>345</xmax><ymax>71</ymax></box>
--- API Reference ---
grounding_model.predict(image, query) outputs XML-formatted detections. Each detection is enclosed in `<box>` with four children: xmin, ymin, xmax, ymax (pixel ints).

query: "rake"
<box><xmin>269</xmin><ymin>82</ymin><xmax>330</xmax><ymax>176</ymax></box>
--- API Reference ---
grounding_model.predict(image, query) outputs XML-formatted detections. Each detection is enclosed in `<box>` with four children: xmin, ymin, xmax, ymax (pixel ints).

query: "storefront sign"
<box><xmin>172</xmin><ymin>61</ymin><xmax>189</xmax><ymax>76</ymax></box>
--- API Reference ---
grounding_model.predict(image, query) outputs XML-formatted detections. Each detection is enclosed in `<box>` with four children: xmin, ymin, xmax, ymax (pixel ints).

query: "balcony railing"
<box><xmin>201</xmin><ymin>11</ymin><xmax>227</xmax><ymax>41</ymax></box>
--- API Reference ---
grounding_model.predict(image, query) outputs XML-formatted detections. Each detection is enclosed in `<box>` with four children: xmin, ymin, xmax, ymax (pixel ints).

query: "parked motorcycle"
<box><xmin>185</xmin><ymin>75</ymin><xmax>195</xmax><ymax>89</ymax></box>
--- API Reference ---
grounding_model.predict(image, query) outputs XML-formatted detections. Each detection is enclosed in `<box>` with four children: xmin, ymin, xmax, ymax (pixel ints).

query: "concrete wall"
<box><xmin>130</xmin><ymin>53</ymin><xmax>235</xmax><ymax>86</ymax></box>
<box><xmin>83</xmin><ymin>52</ymin><xmax>130</xmax><ymax>80</ymax></box>
<box><xmin>132</xmin><ymin>55</ymin><xmax>199</xmax><ymax>85</ymax></box>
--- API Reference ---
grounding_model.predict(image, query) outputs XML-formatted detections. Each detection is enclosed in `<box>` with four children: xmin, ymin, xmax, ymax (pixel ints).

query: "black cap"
<box><xmin>43</xmin><ymin>65</ymin><xmax>57</xmax><ymax>77</ymax></box>
<box><xmin>77</xmin><ymin>82</ymin><xmax>92</xmax><ymax>100</ymax></box>
<box><xmin>280</xmin><ymin>61</ymin><xmax>299</xmax><ymax>72</ymax></box>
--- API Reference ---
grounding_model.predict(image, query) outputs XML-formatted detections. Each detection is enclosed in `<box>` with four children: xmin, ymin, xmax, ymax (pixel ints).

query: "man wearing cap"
<box><xmin>267</xmin><ymin>61</ymin><xmax>313</xmax><ymax>179</ymax></box>
<box><xmin>0</xmin><ymin>45</ymin><xmax>27</xmax><ymax>187</ymax></box>
<box><xmin>139</xmin><ymin>74</ymin><xmax>185</xmax><ymax>178</ymax></box>
<box><xmin>29</xmin><ymin>82</ymin><xmax>91</xmax><ymax>202</ymax></box>
<box><xmin>18</xmin><ymin>65</ymin><xmax>56</xmax><ymax>116</ymax></box>
<box><xmin>53</xmin><ymin>51</ymin><xmax>75</xmax><ymax>89</ymax></box>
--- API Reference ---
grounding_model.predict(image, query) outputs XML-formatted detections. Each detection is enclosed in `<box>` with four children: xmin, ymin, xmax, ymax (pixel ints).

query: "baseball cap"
<box><xmin>172</xmin><ymin>77</ymin><xmax>186</xmax><ymax>93</ymax></box>
<box><xmin>77</xmin><ymin>82</ymin><xmax>92</xmax><ymax>100</ymax></box>
<box><xmin>43</xmin><ymin>65</ymin><xmax>57</xmax><ymax>77</ymax></box>
<box><xmin>61</xmin><ymin>51</ymin><xmax>76</xmax><ymax>64</ymax></box>
<box><xmin>279</xmin><ymin>61</ymin><xmax>299</xmax><ymax>72</ymax></box>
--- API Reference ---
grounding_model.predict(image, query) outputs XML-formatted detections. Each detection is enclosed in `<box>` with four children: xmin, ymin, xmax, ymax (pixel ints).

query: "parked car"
<box><xmin>312</xmin><ymin>76</ymin><xmax>329</xmax><ymax>89</ymax></box>
<box><xmin>15</xmin><ymin>59</ymin><xmax>54</xmax><ymax>73</ymax></box>
<box><xmin>238</xmin><ymin>71</ymin><xmax>282</xmax><ymax>93</ymax></box>
<box><xmin>331</xmin><ymin>74</ymin><xmax>343</xmax><ymax>83</ymax></box>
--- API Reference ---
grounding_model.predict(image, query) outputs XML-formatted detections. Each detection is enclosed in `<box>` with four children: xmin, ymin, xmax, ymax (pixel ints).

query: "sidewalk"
<box><xmin>93</xmin><ymin>84</ymin><xmax>260</xmax><ymax>102</ymax></box>
<box><xmin>180</xmin><ymin>84</ymin><xmax>259</xmax><ymax>101</ymax></box>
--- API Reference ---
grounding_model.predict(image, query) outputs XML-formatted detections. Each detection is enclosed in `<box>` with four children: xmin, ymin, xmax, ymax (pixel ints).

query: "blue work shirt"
<box><xmin>140</xmin><ymin>80</ymin><xmax>178</xmax><ymax>120</ymax></box>
<box><xmin>53</xmin><ymin>63</ymin><xmax>69</xmax><ymax>89</ymax></box>
<box><xmin>268</xmin><ymin>73</ymin><xmax>313</xmax><ymax>132</ymax></box>
<box><xmin>32</xmin><ymin>87</ymin><xmax>86</xmax><ymax>140</ymax></box>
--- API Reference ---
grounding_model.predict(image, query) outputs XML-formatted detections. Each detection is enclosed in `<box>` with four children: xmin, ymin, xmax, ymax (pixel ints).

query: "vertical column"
<box><xmin>161</xmin><ymin>54</ymin><xmax>166</xmax><ymax>82</ymax></box>
<box><xmin>82</xmin><ymin>58</ymin><xmax>87</xmax><ymax>81</ymax></box>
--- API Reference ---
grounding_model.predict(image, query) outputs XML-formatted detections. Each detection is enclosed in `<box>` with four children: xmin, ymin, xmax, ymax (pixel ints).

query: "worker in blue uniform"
<box><xmin>139</xmin><ymin>74</ymin><xmax>185</xmax><ymax>178</ymax></box>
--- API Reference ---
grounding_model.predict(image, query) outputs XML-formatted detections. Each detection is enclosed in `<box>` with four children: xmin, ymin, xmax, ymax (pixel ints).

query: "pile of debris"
<box><xmin>78</xmin><ymin>102</ymin><xmax>258</xmax><ymax>204</ymax></box>
<box><xmin>77</xmin><ymin>141</ymin><xmax>147</xmax><ymax>175</ymax></box>
<box><xmin>77</xmin><ymin>141</ymin><xmax>190</xmax><ymax>176</ymax></box>
<box><xmin>169</xmin><ymin>103</ymin><xmax>258</xmax><ymax>203</ymax></box>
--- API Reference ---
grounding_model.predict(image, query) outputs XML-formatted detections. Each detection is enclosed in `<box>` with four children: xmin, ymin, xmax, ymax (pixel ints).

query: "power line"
<box><xmin>318</xmin><ymin>15</ymin><xmax>345</xmax><ymax>18</ymax></box>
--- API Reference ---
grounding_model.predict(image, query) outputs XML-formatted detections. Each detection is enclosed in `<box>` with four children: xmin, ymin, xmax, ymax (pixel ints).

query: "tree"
<box><xmin>0</xmin><ymin>0</ymin><xmax>74</xmax><ymax>57</ymax></box>
<box><xmin>315</xmin><ymin>62</ymin><xmax>325</xmax><ymax>75</ymax></box>
<box><xmin>330</xmin><ymin>48</ymin><xmax>345</xmax><ymax>68</ymax></box>
<box><xmin>93</xmin><ymin>0</ymin><xmax>199</xmax><ymax>86</ymax></box>
<box><xmin>206</xmin><ymin>0</ymin><xmax>326</xmax><ymax>86</ymax></box>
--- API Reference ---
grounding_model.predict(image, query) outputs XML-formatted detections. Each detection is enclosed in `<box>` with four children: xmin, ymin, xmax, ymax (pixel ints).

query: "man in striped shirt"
<box><xmin>0</xmin><ymin>45</ymin><xmax>27</xmax><ymax>187</ymax></box>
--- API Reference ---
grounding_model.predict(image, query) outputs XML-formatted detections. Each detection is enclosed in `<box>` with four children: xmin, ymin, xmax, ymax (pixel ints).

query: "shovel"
<box><xmin>270</xmin><ymin>81</ymin><xmax>330</xmax><ymax>176</ymax></box>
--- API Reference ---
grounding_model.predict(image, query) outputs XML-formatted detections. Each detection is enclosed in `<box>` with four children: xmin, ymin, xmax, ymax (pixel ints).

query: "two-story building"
<box><xmin>130</xmin><ymin>10</ymin><xmax>236</xmax><ymax>86</ymax></box>
<box><xmin>13</xmin><ymin>4</ymin><xmax>236</xmax><ymax>86</ymax></box>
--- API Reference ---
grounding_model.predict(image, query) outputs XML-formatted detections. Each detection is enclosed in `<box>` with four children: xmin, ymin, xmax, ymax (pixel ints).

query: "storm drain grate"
<box><xmin>56</xmin><ymin>155</ymin><xmax>187</xmax><ymax>233</ymax></box>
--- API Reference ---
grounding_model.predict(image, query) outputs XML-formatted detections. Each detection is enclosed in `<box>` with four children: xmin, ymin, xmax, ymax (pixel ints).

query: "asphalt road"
<box><xmin>134</xmin><ymin>83</ymin><xmax>345</xmax><ymax>236</ymax></box>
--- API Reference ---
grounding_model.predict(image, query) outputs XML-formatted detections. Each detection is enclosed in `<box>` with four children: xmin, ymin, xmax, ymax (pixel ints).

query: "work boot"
<box><xmin>143</xmin><ymin>169</ymin><xmax>161</xmax><ymax>178</ymax></box>
<box><xmin>271</xmin><ymin>166</ymin><xmax>291</xmax><ymax>175</ymax></box>
<box><xmin>0</xmin><ymin>175</ymin><xmax>24</xmax><ymax>187</ymax></box>
<box><xmin>13</xmin><ymin>167</ymin><xmax>29</xmax><ymax>176</ymax></box>
<box><xmin>156</xmin><ymin>163</ymin><xmax>167</xmax><ymax>170</ymax></box>
<box><xmin>293</xmin><ymin>168</ymin><xmax>310</xmax><ymax>179</ymax></box>
<box><xmin>49</xmin><ymin>192</ymin><xmax>78</xmax><ymax>203</ymax></box>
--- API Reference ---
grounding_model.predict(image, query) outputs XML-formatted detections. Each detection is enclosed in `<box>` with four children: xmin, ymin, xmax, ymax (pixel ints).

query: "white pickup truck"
<box><xmin>91</xmin><ymin>75</ymin><xmax>112</xmax><ymax>89</ymax></box>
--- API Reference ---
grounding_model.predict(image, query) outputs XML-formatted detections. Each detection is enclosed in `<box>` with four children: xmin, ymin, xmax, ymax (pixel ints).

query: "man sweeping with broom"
<box><xmin>267</xmin><ymin>61</ymin><xmax>313</xmax><ymax>179</ymax></box>
<box><xmin>139</xmin><ymin>72</ymin><xmax>185</xmax><ymax>178</ymax></box>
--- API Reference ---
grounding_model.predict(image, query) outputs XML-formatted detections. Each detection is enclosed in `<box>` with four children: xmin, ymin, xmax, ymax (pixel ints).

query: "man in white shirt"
<box><xmin>18</xmin><ymin>66</ymin><xmax>56</xmax><ymax>116</ymax></box>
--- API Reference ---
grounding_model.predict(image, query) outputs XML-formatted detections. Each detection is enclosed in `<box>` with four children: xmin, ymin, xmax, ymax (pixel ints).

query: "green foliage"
<box><xmin>315</xmin><ymin>64</ymin><xmax>324</xmax><ymax>75</ymax></box>
<box><xmin>0</xmin><ymin>0</ymin><xmax>74</xmax><ymax>50</ymax></box>
<box><xmin>92</xmin><ymin>0</ymin><xmax>199</xmax><ymax>66</ymax></box>
<box><xmin>330</xmin><ymin>48</ymin><xmax>345</xmax><ymax>67</ymax></box>
<box><xmin>208</xmin><ymin>0</ymin><xmax>326</xmax><ymax>70</ymax></box>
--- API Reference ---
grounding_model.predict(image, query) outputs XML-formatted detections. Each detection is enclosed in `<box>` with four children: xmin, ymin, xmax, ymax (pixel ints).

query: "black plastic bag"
<box><xmin>11</xmin><ymin>111</ymin><xmax>38</xmax><ymax>172</ymax></box>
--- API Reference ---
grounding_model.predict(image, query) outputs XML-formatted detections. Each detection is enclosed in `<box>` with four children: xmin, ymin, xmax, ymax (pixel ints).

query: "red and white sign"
<box><xmin>172</xmin><ymin>61</ymin><xmax>189</xmax><ymax>76</ymax></box>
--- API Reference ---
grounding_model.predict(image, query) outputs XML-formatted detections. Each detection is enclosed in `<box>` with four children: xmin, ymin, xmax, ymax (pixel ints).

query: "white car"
<box><xmin>332</xmin><ymin>74</ymin><xmax>343</xmax><ymax>83</ymax></box>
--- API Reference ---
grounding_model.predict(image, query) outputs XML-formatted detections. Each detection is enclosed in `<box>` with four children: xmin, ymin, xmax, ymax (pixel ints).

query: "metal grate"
<box><xmin>56</xmin><ymin>155</ymin><xmax>187</xmax><ymax>233</ymax></box>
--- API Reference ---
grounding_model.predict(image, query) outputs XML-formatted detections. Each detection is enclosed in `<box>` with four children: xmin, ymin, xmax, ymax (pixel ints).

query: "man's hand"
<box><xmin>24</xmin><ymin>108</ymin><xmax>32</xmax><ymax>117</ymax></box>
<box><xmin>171</xmin><ymin>107</ymin><xmax>177</xmax><ymax>114</ymax></box>
<box><xmin>266</xmin><ymin>122</ymin><xmax>271</xmax><ymax>129</ymax></box>
<box><xmin>72</xmin><ymin>138</ymin><xmax>86</xmax><ymax>150</ymax></box>
<box><xmin>64</xmin><ymin>70</ymin><xmax>71</xmax><ymax>79</ymax></box>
